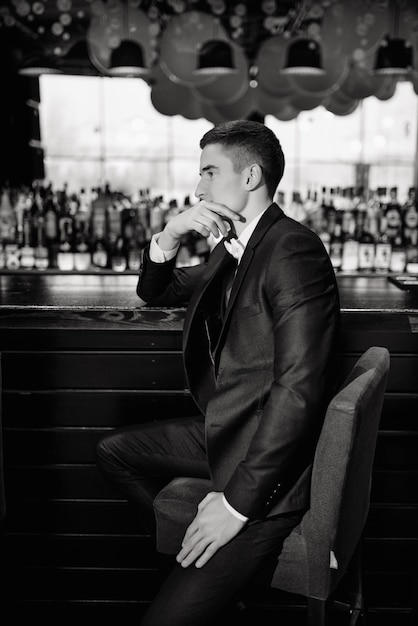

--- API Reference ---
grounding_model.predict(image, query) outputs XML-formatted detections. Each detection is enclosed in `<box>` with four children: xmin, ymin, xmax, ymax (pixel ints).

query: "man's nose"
<box><xmin>195</xmin><ymin>179</ymin><xmax>205</xmax><ymax>200</ymax></box>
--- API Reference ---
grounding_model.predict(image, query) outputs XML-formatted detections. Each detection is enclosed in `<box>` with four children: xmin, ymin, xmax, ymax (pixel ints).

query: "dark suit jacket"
<box><xmin>137</xmin><ymin>203</ymin><xmax>340</xmax><ymax>522</ymax></box>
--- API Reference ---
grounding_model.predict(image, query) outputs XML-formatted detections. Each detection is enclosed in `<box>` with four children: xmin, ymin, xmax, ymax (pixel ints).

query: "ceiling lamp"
<box><xmin>108</xmin><ymin>2</ymin><xmax>150</xmax><ymax>78</ymax></box>
<box><xmin>18</xmin><ymin>53</ymin><xmax>63</xmax><ymax>76</ymax></box>
<box><xmin>281</xmin><ymin>38</ymin><xmax>325</xmax><ymax>76</ymax></box>
<box><xmin>109</xmin><ymin>40</ymin><xmax>149</xmax><ymax>77</ymax></box>
<box><xmin>194</xmin><ymin>39</ymin><xmax>238</xmax><ymax>75</ymax></box>
<box><xmin>373</xmin><ymin>36</ymin><xmax>414</xmax><ymax>76</ymax></box>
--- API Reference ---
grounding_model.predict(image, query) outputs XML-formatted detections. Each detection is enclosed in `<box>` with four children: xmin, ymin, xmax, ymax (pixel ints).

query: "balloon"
<box><xmin>339</xmin><ymin>60</ymin><xmax>386</xmax><ymax>99</ymax></box>
<box><xmin>209</xmin><ymin>86</ymin><xmax>257</xmax><ymax>120</ymax></box>
<box><xmin>256</xmin><ymin>85</ymin><xmax>292</xmax><ymax>116</ymax></box>
<box><xmin>86</xmin><ymin>1</ymin><xmax>153</xmax><ymax>73</ymax></box>
<box><xmin>199</xmin><ymin>103</ymin><xmax>230</xmax><ymax>125</ymax></box>
<box><xmin>321</xmin><ymin>0</ymin><xmax>391</xmax><ymax>57</ymax></box>
<box><xmin>290</xmin><ymin>92</ymin><xmax>324</xmax><ymax>111</ymax></box>
<box><xmin>151</xmin><ymin>81</ymin><xmax>201</xmax><ymax>119</ymax></box>
<box><xmin>375</xmin><ymin>76</ymin><xmax>398</xmax><ymax>101</ymax></box>
<box><xmin>326</xmin><ymin>94</ymin><xmax>360</xmax><ymax>116</ymax></box>
<box><xmin>273</xmin><ymin>103</ymin><xmax>300</xmax><ymax>121</ymax></box>
<box><xmin>256</xmin><ymin>36</ymin><xmax>295</xmax><ymax>98</ymax></box>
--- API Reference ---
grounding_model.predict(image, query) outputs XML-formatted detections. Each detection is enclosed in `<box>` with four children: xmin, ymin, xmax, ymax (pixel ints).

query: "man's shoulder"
<box><xmin>269</xmin><ymin>209</ymin><xmax>321</xmax><ymax>241</ymax></box>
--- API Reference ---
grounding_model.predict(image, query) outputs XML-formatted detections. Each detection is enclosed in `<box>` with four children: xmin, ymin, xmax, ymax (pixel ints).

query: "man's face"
<box><xmin>195</xmin><ymin>143</ymin><xmax>248</xmax><ymax>214</ymax></box>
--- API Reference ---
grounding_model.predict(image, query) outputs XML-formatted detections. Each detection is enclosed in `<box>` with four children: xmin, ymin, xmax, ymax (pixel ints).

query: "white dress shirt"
<box><xmin>148</xmin><ymin>207</ymin><xmax>269</xmax><ymax>522</ymax></box>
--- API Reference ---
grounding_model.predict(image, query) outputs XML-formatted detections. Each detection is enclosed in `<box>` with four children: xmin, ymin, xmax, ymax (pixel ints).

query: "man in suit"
<box><xmin>96</xmin><ymin>120</ymin><xmax>340</xmax><ymax>625</ymax></box>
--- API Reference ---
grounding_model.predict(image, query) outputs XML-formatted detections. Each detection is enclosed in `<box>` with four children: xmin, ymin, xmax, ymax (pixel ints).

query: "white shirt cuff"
<box><xmin>222</xmin><ymin>495</ymin><xmax>249</xmax><ymax>522</ymax></box>
<box><xmin>149</xmin><ymin>232</ymin><xmax>179</xmax><ymax>263</ymax></box>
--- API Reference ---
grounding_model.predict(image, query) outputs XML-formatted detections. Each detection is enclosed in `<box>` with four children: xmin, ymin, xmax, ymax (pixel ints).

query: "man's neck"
<box><xmin>235</xmin><ymin>199</ymin><xmax>273</xmax><ymax>237</ymax></box>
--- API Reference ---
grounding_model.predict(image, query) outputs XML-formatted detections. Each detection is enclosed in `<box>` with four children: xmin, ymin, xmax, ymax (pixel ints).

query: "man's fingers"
<box><xmin>177</xmin><ymin>535</ymin><xmax>213</xmax><ymax>568</ymax></box>
<box><xmin>199</xmin><ymin>200</ymin><xmax>245</xmax><ymax>223</ymax></box>
<box><xmin>195</xmin><ymin>542</ymin><xmax>218</xmax><ymax>568</ymax></box>
<box><xmin>182</xmin><ymin>519</ymin><xmax>199</xmax><ymax>546</ymax></box>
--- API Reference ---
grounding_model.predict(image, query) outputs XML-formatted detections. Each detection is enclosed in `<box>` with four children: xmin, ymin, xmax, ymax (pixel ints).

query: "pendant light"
<box><xmin>109</xmin><ymin>2</ymin><xmax>150</xmax><ymax>78</ymax></box>
<box><xmin>18</xmin><ymin>52</ymin><xmax>63</xmax><ymax>76</ymax></box>
<box><xmin>281</xmin><ymin>38</ymin><xmax>325</xmax><ymax>76</ymax></box>
<box><xmin>194</xmin><ymin>39</ymin><xmax>238</xmax><ymax>75</ymax></box>
<box><xmin>373</xmin><ymin>1</ymin><xmax>414</xmax><ymax>76</ymax></box>
<box><xmin>373</xmin><ymin>36</ymin><xmax>413</xmax><ymax>76</ymax></box>
<box><xmin>194</xmin><ymin>18</ymin><xmax>237</xmax><ymax>75</ymax></box>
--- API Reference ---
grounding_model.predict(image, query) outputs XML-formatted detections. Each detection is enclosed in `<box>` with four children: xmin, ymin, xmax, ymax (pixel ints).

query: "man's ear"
<box><xmin>245</xmin><ymin>164</ymin><xmax>263</xmax><ymax>190</ymax></box>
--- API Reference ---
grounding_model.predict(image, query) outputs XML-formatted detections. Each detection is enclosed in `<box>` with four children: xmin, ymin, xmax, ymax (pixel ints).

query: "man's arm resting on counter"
<box><xmin>144</xmin><ymin>235</ymin><xmax>249</xmax><ymax>524</ymax></box>
<box><xmin>136</xmin><ymin>233</ymin><xmax>180</xmax><ymax>306</ymax></box>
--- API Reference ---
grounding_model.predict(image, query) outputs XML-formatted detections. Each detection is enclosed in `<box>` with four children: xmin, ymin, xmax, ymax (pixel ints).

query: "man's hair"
<box><xmin>200</xmin><ymin>120</ymin><xmax>285</xmax><ymax>198</ymax></box>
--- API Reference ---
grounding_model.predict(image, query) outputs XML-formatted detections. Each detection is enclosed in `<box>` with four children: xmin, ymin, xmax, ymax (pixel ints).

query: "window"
<box><xmin>40</xmin><ymin>75</ymin><xmax>417</xmax><ymax>205</ymax></box>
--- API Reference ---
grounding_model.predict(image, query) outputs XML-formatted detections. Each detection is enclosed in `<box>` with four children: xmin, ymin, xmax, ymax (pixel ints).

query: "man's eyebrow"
<box><xmin>200</xmin><ymin>164</ymin><xmax>218</xmax><ymax>173</ymax></box>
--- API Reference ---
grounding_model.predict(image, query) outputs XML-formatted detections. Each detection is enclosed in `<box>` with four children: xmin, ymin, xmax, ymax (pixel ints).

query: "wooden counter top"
<box><xmin>0</xmin><ymin>272</ymin><xmax>417</xmax><ymax>342</ymax></box>
<box><xmin>0</xmin><ymin>272</ymin><xmax>418</xmax><ymax>312</ymax></box>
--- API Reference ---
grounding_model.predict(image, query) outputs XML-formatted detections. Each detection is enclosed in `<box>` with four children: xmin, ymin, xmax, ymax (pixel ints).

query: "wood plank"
<box><xmin>2</xmin><ymin>390</ymin><xmax>199</xmax><ymax>427</ymax></box>
<box><xmin>1</xmin><ymin>351</ymin><xmax>186</xmax><ymax>390</ymax></box>
<box><xmin>4</xmin><ymin>466</ymin><xmax>417</xmax><ymax>503</ymax></box>
<box><xmin>4</xmin><ymin>427</ymin><xmax>417</xmax><ymax>468</ymax></box>
<box><xmin>339</xmin><ymin>354</ymin><xmax>418</xmax><ymax>393</ymax></box>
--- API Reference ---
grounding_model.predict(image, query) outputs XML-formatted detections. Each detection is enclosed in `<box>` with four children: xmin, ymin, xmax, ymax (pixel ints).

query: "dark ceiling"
<box><xmin>0</xmin><ymin>1</ymin><xmax>306</xmax><ymax>75</ymax></box>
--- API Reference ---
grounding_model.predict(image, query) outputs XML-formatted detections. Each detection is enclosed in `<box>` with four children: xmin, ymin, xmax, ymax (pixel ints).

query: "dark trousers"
<box><xmin>96</xmin><ymin>416</ymin><xmax>303</xmax><ymax>626</ymax></box>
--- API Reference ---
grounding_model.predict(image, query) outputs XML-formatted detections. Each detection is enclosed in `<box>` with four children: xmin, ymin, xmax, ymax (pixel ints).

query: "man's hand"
<box><xmin>158</xmin><ymin>200</ymin><xmax>243</xmax><ymax>251</ymax></box>
<box><xmin>176</xmin><ymin>492</ymin><xmax>246</xmax><ymax>569</ymax></box>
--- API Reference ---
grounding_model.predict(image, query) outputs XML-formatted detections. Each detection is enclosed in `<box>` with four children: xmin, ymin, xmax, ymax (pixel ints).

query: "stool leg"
<box><xmin>347</xmin><ymin>540</ymin><xmax>365</xmax><ymax>625</ymax></box>
<box><xmin>307</xmin><ymin>597</ymin><xmax>326</xmax><ymax>626</ymax></box>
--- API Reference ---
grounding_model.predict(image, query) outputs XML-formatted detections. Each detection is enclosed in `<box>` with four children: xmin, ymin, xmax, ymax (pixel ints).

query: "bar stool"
<box><xmin>153</xmin><ymin>346</ymin><xmax>390</xmax><ymax>625</ymax></box>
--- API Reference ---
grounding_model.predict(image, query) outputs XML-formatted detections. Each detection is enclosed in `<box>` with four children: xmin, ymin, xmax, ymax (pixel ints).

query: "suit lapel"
<box><xmin>182</xmin><ymin>242</ymin><xmax>233</xmax><ymax>351</ymax></box>
<box><xmin>184</xmin><ymin>203</ymin><xmax>284</xmax><ymax>364</ymax></box>
<box><xmin>223</xmin><ymin>203</ymin><xmax>283</xmax><ymax>319</ymax></box>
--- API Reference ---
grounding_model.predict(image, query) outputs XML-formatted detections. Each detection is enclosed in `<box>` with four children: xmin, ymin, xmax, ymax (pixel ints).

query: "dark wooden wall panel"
<box><xmin>2</xmin><ymin>351</ymin><xmax>185</xmax><ymax>390</ymax></box>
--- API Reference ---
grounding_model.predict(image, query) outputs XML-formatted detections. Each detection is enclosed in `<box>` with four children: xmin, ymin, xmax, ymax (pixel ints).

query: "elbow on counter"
<box><xmin>136</xmin><ymin>281</ymin><xmax>150</xmax><ymax>307</ymax></box>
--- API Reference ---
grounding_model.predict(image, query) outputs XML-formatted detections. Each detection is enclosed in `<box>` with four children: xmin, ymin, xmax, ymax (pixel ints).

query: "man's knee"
<box><xmin>95</xmin><ymin>431</ymin><xmax>122</xmax><ymax>473</ymax></box>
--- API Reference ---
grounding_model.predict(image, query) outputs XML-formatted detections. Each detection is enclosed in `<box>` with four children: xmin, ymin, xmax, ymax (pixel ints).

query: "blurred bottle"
<box><xmin>374</xmin><ymin>216</ymin><xmax>392</xmax><ymax>273</ymax></box>
<box><xmin>137</xmin><ymin>188</ymin><xmax>152</xmax><ymax>240</ymax></box>
<box><xmin>341</xmin><ymin>211</ymin><xmax>359</xmax><ymax>272</ymax></box>
<box><xmin>43</xmin><ymin>186</ymin><xmax>59</xmax><ymax>267</ymax></box>
<box><xmin>150</xmin><ymin>195</ymin><xmax>167</xmax><ymax>236</ymax></box>
<box><xmin>384</xmin><ymin>187</ymin><xmax>403</xmax><ymax>243</ymax></box>
<box><xmin>20</xmin><ymin>209</ymin><xmax>36</xmax><ymax>269</ymax></box>
<box><xmin>403</xmin><ymin>188</ymin><xmax>418</xmax><ymax>273</ymax></box>
<box><xmin>90</xmin><ymin>186</ymin><xmax>109</xmax><ymax>247</ymax></box>
<box><xmin>111</xmin><ymin>235</ymin><xmax>127</xmax><ymax>272</ymax></box>
<box><xmin>0</xmin><ymin>186</ymin><xmax>17</xmax><ymax>245</ymax></box>
<box><xmin>329</xmin><ymin>219</ymin><xmax>343</xmax><ymax>271</ymax></box>
<box><xmin>107</xmin><ymin>191</ymin><xmax>122</xmax><ymax>258</ymax></box>
<box><xmin>34</xmin><ymin>213</ymin><xmax>49</xmax><ymax>270</ymax></box>
<box><xmin>402</xmin><ymin>187</ymin><xmax>418</xmax><ymax>242</ymax></box>
<box><xmin>287</xmin><ymin>191</ymin><xmax>307</xmax><ymax>223</ymax></box>
<box><xmin>5</xmin><ymin>191</ymin><xmax>25</xmax><ymax>269</ymax></box>
<box><xmin>358</xmin><ymin>212</ymin><xmax>376</xmax><ymax>272</ymax></box>
<box><xmin>389</xmin><ymin>232</ymin><xmax>406</xmax><ymax>273</ymax></box>
<box><xmin>91</xmin><ymin>224</ymin><xmax>109</xmax><ymax>270</ymax></box>
<box><xmin>405</xmin><ymin>229</ymin><xmax>418</xmax><ymax>274</ymax></box>
<box><xmin>57</xmin><ymin>215</ymin><xmax>75</xmax><ymax>271</ymax></box>
<box><xmin>74</xmin><ymin>219</ymin><xmax>91</xmax><ymax>271</ymax></box>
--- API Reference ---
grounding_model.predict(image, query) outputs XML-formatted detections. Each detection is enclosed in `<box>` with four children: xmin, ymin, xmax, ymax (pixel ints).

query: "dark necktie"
<box><xmin>220</xmin><ymin>253</ymin><xmax>238</xmax><ymax>319</ymax></box>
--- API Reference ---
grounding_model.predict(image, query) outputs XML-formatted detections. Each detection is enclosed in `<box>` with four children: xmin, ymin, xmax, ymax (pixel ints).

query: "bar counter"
<box><xmin>0</xmin><ymin>271</ymin><xmax>418</xmax><ymax>312</ymax></box>
<box><xmin>0</xmin><ymin>271</ymin><xmax>417</xmax><ymax>625</ymax></box>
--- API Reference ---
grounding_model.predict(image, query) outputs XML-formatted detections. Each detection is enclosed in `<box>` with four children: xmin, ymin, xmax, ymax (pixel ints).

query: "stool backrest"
<box><xmin>272</xmin><ymin>346</ymin><xmax>390</xmax><ymax>598</ymax></box>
